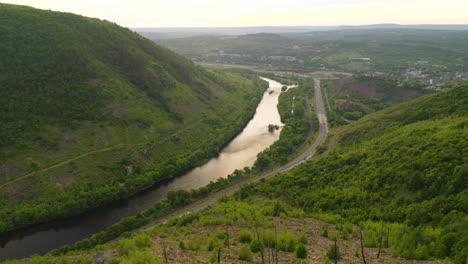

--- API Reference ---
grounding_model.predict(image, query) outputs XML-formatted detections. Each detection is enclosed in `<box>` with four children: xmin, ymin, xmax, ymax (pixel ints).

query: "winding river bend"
<box><xmin>0</xmin><ymin>78</ymin><xmax>286</xmax><ymax>261</ymax></box>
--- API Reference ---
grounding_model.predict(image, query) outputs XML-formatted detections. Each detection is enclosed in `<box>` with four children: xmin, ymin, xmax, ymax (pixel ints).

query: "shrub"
<box><xmin>262</xmin><ymin>230</ymin><xmax>277</xmax><ymax>249</ymax></box>
<box><xmin>179</xmin><ymin>241</ymin><xmax>186</xmax><ymax>249</ymax></box>
<box><xmin>188</xmin><ymin>237</ymin><xmax>201</xmax><ymax>251</ymax></box>
<box><xmin>341</xmin><ymin>229</ymin><xmax>349</xmax><ymax>240</ymax></box>
<box><xmin>207</xmin><ymin>239</ymin><xmax>218</xmax><ymax>251</ymax></box>
<box><xmin>224</xmin><ymin>235</ymin><xmax>230</xmax><ymax>248</ymax></box>
<box><xmin>117</xmin><ymin>239</ymin><xmax>137</xmax><ymax>256</ymax></box>
<box><xmin>176</xmin><ymin>212</ymin><xmax>199</xmax><ymax>227</ymax></box>
<box><xmin>215</xmin><ymin>229</ymin><xmax>228</xmax><ymax>239</ymax></box>
<box><xmin>415</xmin><ymin>244</ymin><xmax>429</xmax><ymax>260</ymax></box>
<box><xmin>272</xmin><ymin>201</ymin><xmax>285</xmax><ymax>217</ymax></box>
<box><xmin>298</xmin><ymin>234</ymin><xmax>308</xmax><ymax>244</ymax></box>
<box><xmin>238</xmin><ymin>245</ymin><xmax>254</xmax><ymax>262</ymax></box>
<box><xmin>320</xmin><ymin>225</ymin><xmax>329</xmax><ymax>238</ymax></box>
<box><xmin>277</xmin><ymin>231</ymin><xmax>297</xmax><ymax>252</ymax></box>
<box><xmin>134</xmin><ymin>234</ymin><xmax>152</xmax><ymax>249</ymax></box>
<box><xmin>237</xmin><ymin>230</ymin><xmax>252</xmax><ymax>243</ymax></box>
<box><xmin>295</xmin><ymin>244</ymin><xmax>308</xmax><ymax>259</ymax></box>
<box><xmin>326</xmin><ymin>243</ymin><xmax>341</xmax><ymax>261</ymax></box>
<box><xmin>209</xmin><ymin>250</ymin><xmax>219</xmax><ymax>264</ymax></box>
<box><xmin>250</xmin><ymin>239</ymin><xmax>262</xmax><ymax>253</ymax></box>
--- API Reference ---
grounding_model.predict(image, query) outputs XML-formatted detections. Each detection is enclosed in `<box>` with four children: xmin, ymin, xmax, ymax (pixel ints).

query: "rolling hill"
<box><xmin>0</xmin><ymin>4</ymin><xmax>266</xmax><ymax>233</ymax></box>
<box><xmin>157</xmin><ymin>30</ymin><xmax>468</xmax><ymax>81</ymax></box>
<box><xmin>136</xmin><ymin>24</ymin><xmax>468</xmax><ymax>40</ymax></box>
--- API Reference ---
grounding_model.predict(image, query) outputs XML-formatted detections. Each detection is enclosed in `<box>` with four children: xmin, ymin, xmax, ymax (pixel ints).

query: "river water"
<box><xmin>0</xmin><ymin>78</ymin><xmax>285</xmax><ymax>261</ymax></box>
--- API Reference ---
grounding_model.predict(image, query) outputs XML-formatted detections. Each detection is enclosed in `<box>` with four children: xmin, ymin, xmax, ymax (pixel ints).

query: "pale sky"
<box><xmin>2</xmin><ymin>0</ymin><xmax>468</xmax><ymax>27</ymax></box>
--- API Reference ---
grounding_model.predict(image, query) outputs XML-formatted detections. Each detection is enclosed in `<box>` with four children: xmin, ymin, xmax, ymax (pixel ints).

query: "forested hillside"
<box><xmin>0</xmin><ymin>4</ymin><xmax>266</xmax><ymax>233</ymax></box>
<box><xmin>6</xmin><ymin>85</ymin><xmax>466</xmax><ymax>264</ymax></box>
<box><xmin>255</xmin><ymin>84</ymin><xmax>467</xmax><ymax>262</ymax></box>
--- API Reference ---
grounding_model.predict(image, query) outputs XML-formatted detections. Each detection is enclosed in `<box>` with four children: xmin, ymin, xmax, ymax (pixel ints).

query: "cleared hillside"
<box><xmin>0</xmin><ymin>4</ymin><xmax>266</xmax><ymax>233</ymax></box>
<box><xmin>321</xmin><ymin>75</ymin><xmax>432</xmax><ymax>125</ymax></box>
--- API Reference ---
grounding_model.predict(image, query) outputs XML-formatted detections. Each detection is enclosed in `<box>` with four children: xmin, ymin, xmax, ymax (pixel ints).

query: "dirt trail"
<box><xmin>0</xmin><ymin>144</ymin><xmax>138</xmax><ymax>188</ymax></box>
<box><xmin>0</xmin><ymin>117</ymin><xmax>209</xmax><ymax>189</ymax></box>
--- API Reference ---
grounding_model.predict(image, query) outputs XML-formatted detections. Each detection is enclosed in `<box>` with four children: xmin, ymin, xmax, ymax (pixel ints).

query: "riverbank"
<box><xmin>0</xmin><ymin>73</ymin><xmax>330</xmax><ymax>262</ymax></box>
<box><xmin>0</xmin><ymin>78</ymin><xmax>289</xmax><ymax>261</ymax></box>
<box><xmin>43</xmin><ymin>76</ymin><xmax>324</xmax><ymax>259</ymax></box>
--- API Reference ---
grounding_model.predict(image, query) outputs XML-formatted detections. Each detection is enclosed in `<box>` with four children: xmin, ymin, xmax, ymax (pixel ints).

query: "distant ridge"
<box><xmin>335</xmin><ymin>23</ymin><xmax>468</xmax><ymax>30</ymax></box>
<box><xmin>135</xmin><ymin>24</ymin><xmax>468</xmax><ymax>39</ymax></box>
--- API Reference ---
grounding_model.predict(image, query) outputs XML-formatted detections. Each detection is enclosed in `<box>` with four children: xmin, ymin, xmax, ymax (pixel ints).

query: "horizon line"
<box><xmin>131</xmin><ymin>23</ymin><xmax>468</xmax><ymax>29</ymax></box>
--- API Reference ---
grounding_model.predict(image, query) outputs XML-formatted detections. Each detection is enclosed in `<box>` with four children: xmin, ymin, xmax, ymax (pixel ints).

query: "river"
<box><xmin>0</xmin><ymin>78</ymin><xmax>287</xmax><ymax>261</ymax></box>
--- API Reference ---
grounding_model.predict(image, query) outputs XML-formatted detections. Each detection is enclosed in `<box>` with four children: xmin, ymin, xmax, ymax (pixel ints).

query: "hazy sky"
<box><xmin>2</xmin><ymin>0</ymin><xmax>468</xmax><ymax>27</ymax></box>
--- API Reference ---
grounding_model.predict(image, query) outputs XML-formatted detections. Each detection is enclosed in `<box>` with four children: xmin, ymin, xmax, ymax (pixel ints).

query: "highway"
<box><xmin>140</xmin><ymin>77</ymin><xmax>329</xmax><ymax>229</ymax></box>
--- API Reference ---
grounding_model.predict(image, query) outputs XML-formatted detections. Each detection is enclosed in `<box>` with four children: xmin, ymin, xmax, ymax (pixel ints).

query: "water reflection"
<box><xmin>0</xmin><ymin>78</ymin><xmax>285</xmax><ymax>261</ymax></box>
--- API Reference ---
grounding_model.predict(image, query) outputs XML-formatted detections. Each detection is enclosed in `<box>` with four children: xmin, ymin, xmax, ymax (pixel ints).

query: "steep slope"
<box><xmin>0</xmin><ymin>4</ymin><xmax>266</xmax><ymax>233</ymax></box>
<box><xmin>256</xmin><ymin>85</ymin><xmax>467</xmax><ymax>262</ymax></box>
<box><xmin>7</xmin><ymin>86</ymin><xmax>465</xmax><ymax>264</ymax></box>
